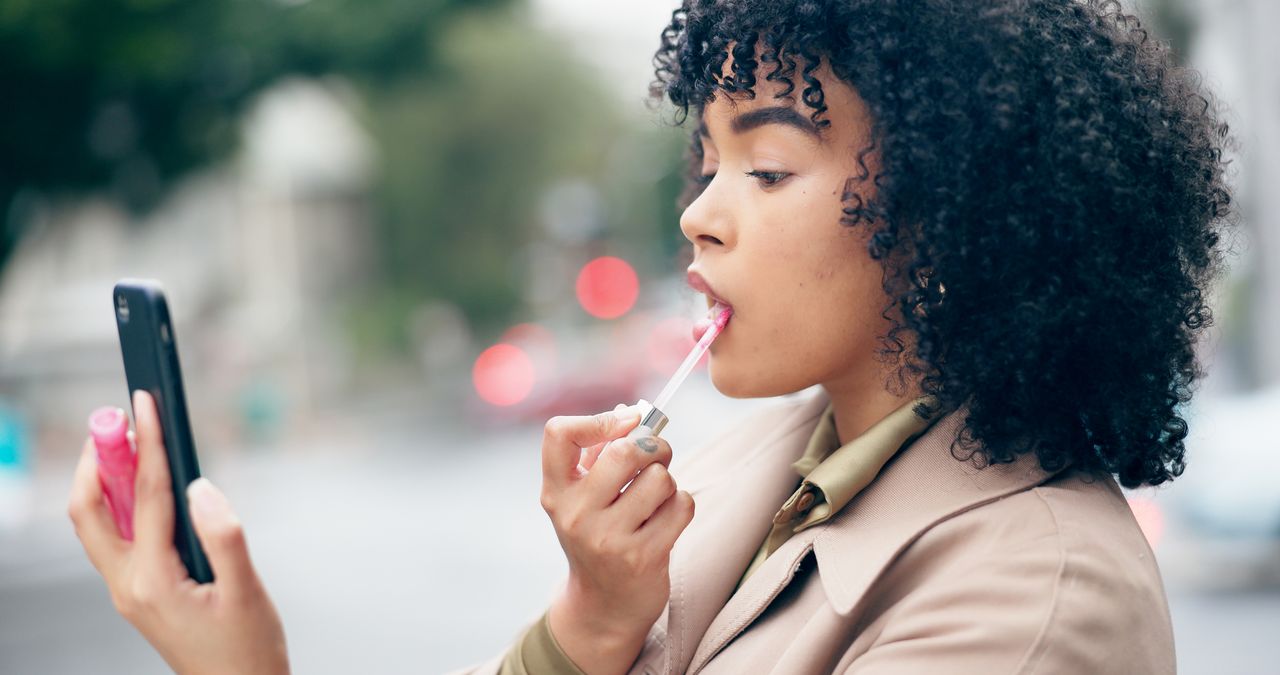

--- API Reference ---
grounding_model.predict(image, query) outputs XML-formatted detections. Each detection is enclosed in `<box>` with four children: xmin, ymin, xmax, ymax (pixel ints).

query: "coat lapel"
<box><xmin>683</xmin><ymin>398</ymin><xmax>1059</xmax><ymax>674</ymax></box>
<box><xmin>810</xmin><ymin>406</ymin><xmax>1056</xmax><ymax>616</ymax></box>
<box><xmin>659</xmin><ymin>393</ymin><xmax>829</xmax><ymax>675</ymax></box>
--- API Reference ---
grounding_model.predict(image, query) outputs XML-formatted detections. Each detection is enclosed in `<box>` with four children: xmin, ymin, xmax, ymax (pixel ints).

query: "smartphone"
<box><xmin>112</xmin><ymin>278</ymin><xmax>213</xmax><ymax>583</ymax></box>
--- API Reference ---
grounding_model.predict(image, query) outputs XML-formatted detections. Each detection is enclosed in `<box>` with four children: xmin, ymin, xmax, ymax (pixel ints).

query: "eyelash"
<box><xmin>747</xmin><ymin>170</ymin><xmax>789</xmax><ymax>187</ymax></box>
<box><xmin>695</xmin><ymin>170</ymin><xmax>790</xmax><ymax>188</ymax></box>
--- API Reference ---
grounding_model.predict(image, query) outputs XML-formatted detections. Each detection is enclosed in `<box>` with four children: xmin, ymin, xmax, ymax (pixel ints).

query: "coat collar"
<box><xmin>660</xmin><ymin>391</ymin><xmax>829</xmax><ymax>675</ymax></box>
<box><xmin>665</xmin><ymin>389</ymin><xmax>1058</xmax><ymax>675</ymax></box>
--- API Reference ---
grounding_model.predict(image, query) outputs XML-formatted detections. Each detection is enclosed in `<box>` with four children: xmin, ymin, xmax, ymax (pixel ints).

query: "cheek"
<box><xmin>711</xmin><ymin>230</ymin><xmax>882</xmax><ymax>397</ymax></box>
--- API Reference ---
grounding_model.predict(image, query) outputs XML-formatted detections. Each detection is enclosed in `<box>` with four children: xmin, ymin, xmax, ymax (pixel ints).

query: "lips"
<box><xmin>687</xmin><ymin>270</ymin><xmax>733</xmax><ymax>342</ymax></box>
<box><xmin>686</xmin><ymin>270</ymin><xmax>731</xmax><ymax>310</ymax></box>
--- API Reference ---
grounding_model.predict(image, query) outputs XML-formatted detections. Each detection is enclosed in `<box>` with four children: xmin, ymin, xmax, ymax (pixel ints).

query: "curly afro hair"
<box><xmin>649</xmin><ymin>0</ymin><xmax>1236</xmax><ymax>488</ymax></box>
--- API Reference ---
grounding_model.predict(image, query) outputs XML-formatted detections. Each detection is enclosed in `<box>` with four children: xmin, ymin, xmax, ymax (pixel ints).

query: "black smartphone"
<box><xmin>112</xmin><ymin>278</ymin><xmax>214</xmax><ymax>583</ymax></box>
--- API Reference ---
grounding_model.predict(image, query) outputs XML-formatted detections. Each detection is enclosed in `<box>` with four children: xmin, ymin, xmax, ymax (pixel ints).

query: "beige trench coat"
<box><xmin>455</xmin><ymin>391</ymin><xmax>1175</xmax><ymax>674</ymax></box>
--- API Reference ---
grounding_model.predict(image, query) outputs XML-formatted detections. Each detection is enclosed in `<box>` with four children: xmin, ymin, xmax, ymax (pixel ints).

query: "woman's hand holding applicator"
<box><xmin>539</xmin><ymin>406</ymin><xmax>693</xmax><ymax>675</ymax></box>
<box><xmin>539</xmin><ymin>303</ymin><xmax>731</xmax><ymax>674</ymax></box>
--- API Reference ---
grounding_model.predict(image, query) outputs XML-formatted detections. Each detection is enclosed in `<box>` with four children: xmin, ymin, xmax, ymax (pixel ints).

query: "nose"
<box><xmin>679</xmin><ymin>179</ymin><xmax>735</xmax><ymax>252</ymax></box>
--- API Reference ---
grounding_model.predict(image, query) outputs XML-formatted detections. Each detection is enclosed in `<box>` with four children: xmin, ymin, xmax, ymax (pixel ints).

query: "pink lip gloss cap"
<box><xmin>89</xmin><ymin>405</ymin><xmax>136</xmax><ymax>540</ymax></box>
<box><xmin>89</xmin><ymin>407</ymin><xmax>130</xmax><ymax>458</ymax></box>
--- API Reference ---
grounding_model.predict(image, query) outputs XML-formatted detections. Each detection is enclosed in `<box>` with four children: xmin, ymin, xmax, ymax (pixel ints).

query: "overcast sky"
<box><xmin>531</xmin><ymin>0</ymin><xmax>680</xmax><ymax>113</ymax></box>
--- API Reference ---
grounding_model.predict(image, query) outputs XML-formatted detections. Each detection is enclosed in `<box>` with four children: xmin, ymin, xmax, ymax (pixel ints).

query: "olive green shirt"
<box><xmin>499</xmin><ymin>395</ymin><xmax>941</xmax><ymax>674</ymax></box>
<box><xmin>735</xmin><ymin>395</ymin><xmax>941</xmax><ymax>590</ymax></box>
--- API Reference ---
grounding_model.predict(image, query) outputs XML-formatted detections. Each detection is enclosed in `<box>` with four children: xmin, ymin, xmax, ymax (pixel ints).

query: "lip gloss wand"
<box><xmin>627</xmin><ymin>303</ymin><xmax>733</xmax><ymax>439</ymax></box>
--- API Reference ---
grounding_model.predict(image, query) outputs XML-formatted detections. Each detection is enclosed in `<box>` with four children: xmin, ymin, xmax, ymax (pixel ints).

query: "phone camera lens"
<box><xmin>116</xmin><ymin>295</ymin><xmax>130</xmax><ymax>322</ymax></box>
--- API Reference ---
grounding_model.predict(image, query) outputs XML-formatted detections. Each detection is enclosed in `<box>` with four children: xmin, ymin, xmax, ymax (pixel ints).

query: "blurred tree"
<box><xmin>0</xmin><ymin>0</ymin><xmax>508</xmax><ymax>270</ymax></box>
<box><xmin>353</xmin><ymin>5</ymin><xmax>684</xmax><ymax>348</ymax></box>
<box><xmin>1142</xmin><ymin>0</ymin><xmax>1197</xmax><ymax>64</ymax></box>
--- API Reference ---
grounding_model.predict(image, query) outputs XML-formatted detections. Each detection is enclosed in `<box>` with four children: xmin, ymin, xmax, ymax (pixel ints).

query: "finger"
<box><xmin>579</xmin><ymin>405</ymin><xmax>640</xmax><ymax>473</ymax></box>
<box><xmin>130</xmin><ymin>390</ymin><xmax>177</xmax><ymax>562</ymax></box>
<box><xmin>187</xmin><ymin>478</ymin><xmax>262</xmax><ymax>601</ymax></box>
<box><xmin>582</xmin><ymin>433</ymin><xmax>673</xmax><ymax>508</ymax></box>
<box><xmin>637</xmin><ymin>489</ymin><xmax>696</xmax><ymax>550</ymax></box>
<box><xmin>611</xmin><ymin>462</ymin><xmax>677</xmax><ymax>531</ymax></box>
<box><xmin>542</xmin><ymin>408</ymin><xmax>641</xmax><ymax>487</ymax></box>
<box><xmin>579</xmin><ymin>441</ymin><xmax>606</xmax><ymax>473</ymax></box>
<box><xmin>68</xmin><ymin>438</ymin><xmax>128</xmax><ymax>581</ymax></box>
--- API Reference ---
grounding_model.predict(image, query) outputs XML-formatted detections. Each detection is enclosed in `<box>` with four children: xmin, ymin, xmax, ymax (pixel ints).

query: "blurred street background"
<box><xmin>0</xmin><ymin>0</ymin><xmax>1277</xmax><ymax>672</ymax></box>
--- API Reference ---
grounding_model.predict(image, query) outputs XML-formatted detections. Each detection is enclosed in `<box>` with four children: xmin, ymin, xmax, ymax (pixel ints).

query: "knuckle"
<box><xmin>591</xmin><ymin>411</ymin><xmax>614</xmax><ymax>434</ymax></box>
<box><xmin>66</xmin><ymin>497</ymin><xmax>88</xmax><ymax>526</ymax></box>
<box><xmin>136</xmin><ymin>466</ymin><xmax>167</xmax><ymax>498</ymax></box>
<box><xmin>597</xmin><ymin>440</ymin><xmax>628</xmax><ymax>469</ymax></box>
<box><xmin>614</xmin><ymin>440</ymin><xmax>643</xmax><ymax>467</ymax></box>
<box><xmin>539</xmin><ymin>489</ymin><xmax>557</xmax><ymax>515</ymax></box>
<box><xmin>592</xmin><ymin>532</ymin><xmax>615</xmax><ymax>556</ymax></box>
<box><xmin>639</xmin><ymin>463</ymin><xmax>674</xmax><ymax>493</ymax></box>
<box><xmin>677</xmin><ymin>491</ymin><xmax>696</xmax><ymax>517</ymax></box>
<box><xmin>558</xmin><ymin>507</ymin><xmax>585</xmax><ymax>535</ymax></box>
<box><xmin>110</xmin><ymin>589</ymin><xmax>136</xmax><ymax>619</ymax></box>
<box><xmin>659</xmin><ymin>470</ymin><xmax>677</xmax><ymax>496</ymax></box>
<box><xmin>128</xmin><ymin>577</ymin><xmax>159</xmax><ymax>613</ymax></box>
<box><xmin>621</xmin><ymin>547</ymin><xmax>644</xmax><ymax>571</ymax></box>
<box><xmin>210</xmin><ymin>519</ymin><xmax>246</xmax><ymax>549</ymax></box>
<box><xmin>543</xmin><ymin>416</ymin><xmax>568</xmax><ymax>441</ymax></box>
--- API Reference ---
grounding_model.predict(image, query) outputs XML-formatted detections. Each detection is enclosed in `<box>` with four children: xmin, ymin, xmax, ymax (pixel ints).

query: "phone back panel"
<box><xmin>113</xmin><ymin>279</ymin><xmax>213</xmax><ymax>583</ymax></box>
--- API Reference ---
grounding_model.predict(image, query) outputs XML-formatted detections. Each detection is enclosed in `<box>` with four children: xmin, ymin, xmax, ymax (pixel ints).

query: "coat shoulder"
<box><xmin>1019</xmin><ymin>471</ymin><xmax>1175</xmax><ymax>672</ymax></box>
<box><xmin>850</xmin><ymin>469</ymin><xmax>1174</xmax><ymax>674</ymax></box>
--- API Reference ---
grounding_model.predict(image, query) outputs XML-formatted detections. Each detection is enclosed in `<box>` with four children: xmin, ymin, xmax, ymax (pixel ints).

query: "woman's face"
<box><xmin>683</xmin><ymin>56</ymin><xmax>902</xmax><ymax>399</ymax></box>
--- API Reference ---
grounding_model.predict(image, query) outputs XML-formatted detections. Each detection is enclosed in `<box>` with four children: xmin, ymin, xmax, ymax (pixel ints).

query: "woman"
<box><xmin>68</xmin><ymin>0</ymin><xmax>1234</xmax><ymax>673</ymax></box>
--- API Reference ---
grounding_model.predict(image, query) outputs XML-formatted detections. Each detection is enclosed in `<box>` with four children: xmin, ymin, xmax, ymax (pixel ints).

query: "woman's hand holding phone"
<box><xmin>540</xmin><ymin>405</ymin><xmax>697</xmax><ymax>675</ymax></box>
<box><xmin>68</xmin><ymin>390</ymin><xmax>289</xmax><ymax>675</ymax></box>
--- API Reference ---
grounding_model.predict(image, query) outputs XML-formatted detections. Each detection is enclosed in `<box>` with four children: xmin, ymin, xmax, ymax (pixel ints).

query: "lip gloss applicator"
<box><xmin>628</xmin><ymin>302</ymin><xmax>733</xmax><ymax>439</ymax></box>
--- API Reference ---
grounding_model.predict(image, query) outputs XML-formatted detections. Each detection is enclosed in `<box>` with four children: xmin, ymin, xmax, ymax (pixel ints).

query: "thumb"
<box><xmin>187</xmin><ymin>478</ymin><xmax>261</xmax><ymax>599</ymax></box>
<box><xmin>580</xmin><ymin>404</ymin><xmax>642</xmax><ymax>472</ymax></box>
<box><xmin>543</xmin><ymin>407</ymin><xmax>642</xmax><ymax>486</ymax></box>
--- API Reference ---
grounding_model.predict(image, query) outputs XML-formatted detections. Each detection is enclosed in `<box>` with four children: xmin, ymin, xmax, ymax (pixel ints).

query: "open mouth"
<box><xmin>686</xmin><ymin>270</ymin><xmax>732</xmax><ymax>311</ymax></box>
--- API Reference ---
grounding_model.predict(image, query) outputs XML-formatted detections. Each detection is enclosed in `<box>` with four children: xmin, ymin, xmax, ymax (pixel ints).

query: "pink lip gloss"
<box><xmin>628</xmin><ymin>302</ymin><xmax>733</xmax><ymax>438</ymax></box>
<box><xmin>89</xmin><ymin>406</ymin><xmax>136</xmax><ymax>541</ymax></box>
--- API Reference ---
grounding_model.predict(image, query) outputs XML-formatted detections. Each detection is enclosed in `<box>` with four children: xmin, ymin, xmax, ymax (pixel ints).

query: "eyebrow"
<box><xmin>698</xmin><ymin>105</ymin><xmax>823</xmax><ymax>143</ymax></box>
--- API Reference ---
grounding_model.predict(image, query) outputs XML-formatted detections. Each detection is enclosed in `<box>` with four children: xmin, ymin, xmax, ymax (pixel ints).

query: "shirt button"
<box><xmin>796</xmin><ymin>490</ymin><xmax>815</xmax><ymax>512</ymax></box>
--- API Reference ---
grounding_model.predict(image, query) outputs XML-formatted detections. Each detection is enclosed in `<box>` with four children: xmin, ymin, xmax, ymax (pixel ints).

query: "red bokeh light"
<box><xmin>473</xmin><ymin>343</ymin><xmax>536</xmax><ymax>406</ymax></box>
<box><xmin>1126</xmin><ymin>496</ymin><xmax>1165</xmax><ymax>550</ymax></box>
<box><xmin>575</xmin><ymin>256</ymin><xmax>639</xmax><ymax>319</ymax></box>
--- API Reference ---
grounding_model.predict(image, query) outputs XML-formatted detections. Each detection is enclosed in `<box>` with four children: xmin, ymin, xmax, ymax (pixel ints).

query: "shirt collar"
<box><xmin>780</xmin><ymin>395</ymin><xmax>943</xmax><ymax>534</ymax></box>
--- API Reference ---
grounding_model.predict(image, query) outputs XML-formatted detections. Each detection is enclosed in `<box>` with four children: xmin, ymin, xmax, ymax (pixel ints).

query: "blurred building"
<box><xmin>1184</xmin><ymin>0</ymin><xmax>1280</xmax><ymax>389</ymax></box>
<box><xmin>0</xmin><ymin>78</ymin><xmax>374</xmax><ymax>446</ymax></box>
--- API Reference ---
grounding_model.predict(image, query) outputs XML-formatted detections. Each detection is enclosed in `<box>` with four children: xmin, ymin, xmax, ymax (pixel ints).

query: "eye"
<box><xmin>745</xmin><ymin>170</ymin><xmax>789</xmax><ymax>188</ymax></box>
<box><xmin>695</xmin><ymin>172</ymin><xmax>716</xmax><ymax>186</ymax></box>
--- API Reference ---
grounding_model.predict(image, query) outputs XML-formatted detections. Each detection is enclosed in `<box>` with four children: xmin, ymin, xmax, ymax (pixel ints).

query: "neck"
<box><xmin>821</xmin><ymin>370</ymin><xmax>923</xmax><ymax>446</ymax></box>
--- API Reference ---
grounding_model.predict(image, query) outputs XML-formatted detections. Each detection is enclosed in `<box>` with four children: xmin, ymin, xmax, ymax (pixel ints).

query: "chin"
<box><xmin>709</xmin><ymin>358</ymin><xmax>812</xmax><ymax>399</ymax></box>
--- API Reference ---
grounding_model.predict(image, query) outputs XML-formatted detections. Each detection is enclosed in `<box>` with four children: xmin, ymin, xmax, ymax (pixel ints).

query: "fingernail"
<box><xmin>188</xmin><ymin>478</ymin><xmax>231</xmax><ymax>523</ymax></box>
<box><xmin>630</xmin><ymin>424</ymin><xmax>654</xmax><ymax>438</ymax></box>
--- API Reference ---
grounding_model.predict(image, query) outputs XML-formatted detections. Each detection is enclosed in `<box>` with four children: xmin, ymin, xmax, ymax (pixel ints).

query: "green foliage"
<box><xmin>0</xmin><ymin>0</ymin><xmax>506</xmax><ymax>266</ymax></box>
<box><xmin>0</xmin><ymin>0</ymin><xmax>694</xmax><ymax>358</ymax></box>
<box><xmin>358</xmin><ymin>6</ymin><xmax>663</xmax><ymax>341</ymax></box>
